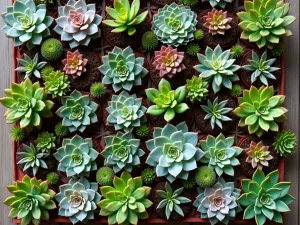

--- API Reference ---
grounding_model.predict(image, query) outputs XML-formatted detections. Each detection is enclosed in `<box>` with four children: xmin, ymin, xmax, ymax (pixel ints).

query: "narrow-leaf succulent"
<box><xmin>62</xmin><ymin>50</ymin><xmax>88</xmax><ymax>79</ymax></box>
<box><xmin>186</xmin><ymin>76</ymin><xmax>209</xmax><ymax>103</ymax></box>
<box><xmin>46</xmin><ymin>172</ymin><xmax>59</xmax><ymax>185</ymax></box>
<box><xmin>203</xmin><ymin>9</ymin><xmax>232</xmax><ymax>35</ymax></box>
<box><xmin>10</xmin><ymin>126</ymin><xmax>26</xmax><ymax>142</ymax></box>
<box><xmin>245</xmin><ymin>141</ymin><xmax>273</xmax><ymax>169</ymax></box>
<box><xmin>231</xmin><ymin>45</ymin><xmax>244</xmax><ymax>58</ymax></box>
<box><xmin>187</xmin><ymin>43</ymin><xmax>201</xmax><ymax>56</ymax></box>
<box><xmin>230</xmin><ymin>84</ymin><xmax>243</xmax><ymax>97</ymax></box>
<box><xmin>273</xmin><ymin>130</ymin><xmax>297</xmax><ymax>157</ymax></box>
<box><xmin>36</xmin><ymin>132</ymin><xmax>56</xmax><ymax>153</ymax></box>
<box><xmin>135</xmin><ymin>124</ymin><xmax>149</xmax><ymax>138</ymax></box>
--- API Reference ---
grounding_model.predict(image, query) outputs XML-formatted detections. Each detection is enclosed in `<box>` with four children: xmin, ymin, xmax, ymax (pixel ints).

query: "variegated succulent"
<box><xmin>245</xmin><ymin>141</ymin><xmax>273</xmax><ymax>170</ymax></box>
<box><xmin>204</xmin><ymin>9</ymin><xmax>232</xmax><ymax>35</ymax></box>
<box><xmin>62</xmin><ymin>50</ymin><xmax>88</xmax><ymax>79</ymax></box>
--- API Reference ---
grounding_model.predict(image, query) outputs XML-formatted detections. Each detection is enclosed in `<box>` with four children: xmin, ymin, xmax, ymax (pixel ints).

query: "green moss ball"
<box><xmin>46</xmin><ymin>172</ymin><xmax>59</xmax><ymax>185</ymax></box>
<box><xmin>96</xmin><ymin>167</ymin><xmax>115</xmax><ymax>186</ymax></box>
<box><xmin>41</xmin><ymin>38</ymin><xmax>63</xmax><ymax>61</ymax></box>
<box><xmin>90</xmin><ymin>82</ymin><xmax>106</xmax><ymax>98</ymax></box>
<box><xmin>195</xmin><ymin>166</ymin><xmax>216</xmax><ymax>188</ymax></box>
<box><xmin>142</xmin><ymin>31</ymin><xmax>158</xmax><ymax>51</ymax></box>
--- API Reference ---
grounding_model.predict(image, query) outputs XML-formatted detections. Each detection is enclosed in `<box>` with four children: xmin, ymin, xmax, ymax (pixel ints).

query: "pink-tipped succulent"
<box><xmin>153</xmin><ymin>45</ymin><xmax>186</xmax><ymax>79</ymax></box>
<box><xmin>203</xmin><ymin>9</ymin><xmax>232</xmax><ymax>35</ymax></box>
<box><xmin>245</xmin><ymin>141</ymin><xmax>273</xmax><ymax>170</ymax></box>
<box><xmin>62</xmin><ymin>50</ymin><xmax>88</xmax><ymax>79</ymax></box>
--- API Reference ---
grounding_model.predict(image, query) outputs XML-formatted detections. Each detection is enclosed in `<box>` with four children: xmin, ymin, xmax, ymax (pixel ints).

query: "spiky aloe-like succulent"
<box><xmin>62</xmin><ymin>50</ymin><xmax>88</xmax><ymax>79</ymax></box>
<box><xmin>202</xmin><ymin>0</ymin><xmax>233</xmax><ymax>8</ymax></box>
<box><xmin>56</xmin><ymin>90</ymin><xmax>98</xmax><ymax>132</ymax></box>
<box><xmin>142</xmin><ymin>31</ymin><xmax>158</xmax><ymax>51</ymax></box>
<box><xmin>4</xmin><ymin>175</ymin><xmax>56</xmax><ymax>225</ymax></box>
<box><xmin>36</xmin><ymin>132</ymin><xmax>56</xmax><ymax>153</ymax></box>
<box><xmin>98</xmin><ymin>171</ymin><xmax>153</xmax><ymax>225</ymax></box>
<box><xmin>152</xmin><ymin>3</ymin><xmax>197</xmax><ymax>47</ymax></box>
<box><xmin>43</xmin><ymin>70</ymin><xmax>71</xmax><ymax>98</ymax></box>
<box><xmin>238</xmin><ymin>169</ymin><xmax>295</xmax><ymax>225</ymax></box>
<box><xmin>141</xmin><ymin>168</ymin><xmax>156</xmax><ymax>185</ymax></box>
<box><xmin>106</xmin><ymin>91</ymin><xmax>146</xmax><ymax>132</ymax></box>
<box><xmin>96</xmin><ymin>167</ymin><xmax>115</xmax><ymax>186</ymax></box>
<box><xmin>233</xmin><ymin>86</ymin><xmax>287</xmax><ymax>137</ymax></box>
<box><xmin>237</xmin><ymin>0</ymin><xmax>296</xmax><ymax>49</ymax></box>
<box><xmin>10</xmin><ymin>126</ymin><xmax>26</xmax><ymax>142</ymax></box>
<box><xmin>54</xmin><ymin>0</ymin><xmax>102</xmax><ymax>48</ymax></box>
<box><xmin>146</xmin><ymin>122</ymin><xmax>204</xmax><ymax>183</ymax></box>
<box><xmin>194</xmin><ymin>178</ymin><xmax>242</xmax><ymax>225</ymax></box>
<box><xmin>46</xmin><ymin>172</ymin><xmax>59</xmax><ymax>185</ymax></box>
<box><xmin>194</xmin><ymin>45</ymin><xmax>240</xmax><ymax>93</ymax></box>
<box><xmin>186</xmin><ymin>76</ymin><xmax>209</xmax><ymax>103</ymax></box>
<box><xmin>100</xmin><ymin>46</ymin><xmax>148</xmax><ymax>92</ymax></box>
<box><xmin>246</xmin><ymin>141</ymin><xmax>273</xmax><ymax>169</ymax></box>
<box><xmin>231</xmin><ymin>45</ymin><xmax>244</xmax><ymax>58</ymax></box>
<box><xmin>199</xmin><ymin>134</ymin><xmax>242</xmax><ymax>176</ymax></box>
<box><xmin>1</xmin><ymin>0</ymin><xmax>53</xmax><ymax>49</ymax></box>
<box><xmin>0</xmin><ymin>78</ymin><xmax>54</xmax><ymax>130</ymax></box>
<box><xmin>56</xmin><ymin>177</ymin><xmax>101</xmax><ymax>224</ymax></box>
<box><xmin>204</xmin><ymin>9</ymin><xmax>232</xmax><ymax>35</ymax></box>
<box><xmin>273</xmin><ymin>130</ymin><xmax>297</xmax><ymax>157</ymax></box>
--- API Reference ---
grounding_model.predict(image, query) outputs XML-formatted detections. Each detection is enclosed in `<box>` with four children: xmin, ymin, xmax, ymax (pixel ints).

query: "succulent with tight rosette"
<box><xmin>62</xmin><ymin>50</ymin><xmax>88</xmax><ymax>79</ymax></box>
<box><xmin>238</xmin><ymin>169</ymin><xmax>295</xmax><ymax>225</ymax></box>
<box><xmin>186</xmin><ymin>76</ymin><xmax>209</xmax><ymax>103</ymax></box>
<box><xmin>36</xmin><ymin>132</ymin><xmax>56</xmax><ymax>153</ymax></box>
<box><xmin>152</xmin><ymin>3</ymin><xmax>197</xmax><ymax>47</ymax></box>
<box><xmin>194</xmin><ymin>45</ymin><xmax>240</xmax><ymax>93</ymax></box>
<box><xmin>102</xmin><ymin>132</ymin><xmax>145</xmax><ymax>173</ymax></box>
<box><xmin>56</xmin><ymin>177</ymin><xmax>101</xmax><ymax>224</ymax></box>
<box><xmin>54</xmin><ymin>135</ymin><xmax>99</xmax><ymax>177</ymax></box>
<box><xmin>146</xmin><ymin>122</ymin><xmax>204</xmax><ymax>183</ymax></box>
<box><xmin>245</xmin><ymin>141</ymin><xmax>273</xmax><ymax>170</ymax></box>
<box><xmin>44</xmin><ymin>70</ymin><xmax>71</xmax><ymax>98</ymax></box>
<box><xmin>273</xmin><ymin>130</ymin><xmax>297</xmax><ymax>157</ymax></box>
<box><xmin>98</xmin><ymin>171</ymin><xmax>153</xmax><ymax>225</ymax></box>
<box><xmin>56</xmin><ymin>90</ymin><xmax>98</xmax><ymax>133</ymax></box>
<box><xmin>199</xmin><ymin>134</ymin><xmax>242</xmax><ymax>177</ymax></box>
<box><xmin>202</xmin><ymin>0</ymin><xmax>233</xmax><ymax>8</ymax></box>
<box><xmin>237</xmin><ymin>0</ymin><xmax>296</xmax><ymax>49</ymax></box>
<box><xmin>204</xmin><ymin>9</ymin><xmax>232</xmax><ymax>35</ymax></box>
<box><xmin>100</xmin><ymin>46</ymin><xmax>148</xmax><ymax>92</ymax></box>
<box><xmin>194</xmin><ymin>178</ymin><xmax>242</xmax><ymax>225</ymax></box>
<box><xmin>54</xmin><ymin>0</ymin><xmax>102</xmax><ymax>48</ymax></box>
<box><xmin>233</xmin><ymin>86</ymin><xmax>287</xmax><ymax>137</ymax></box>
<box><xmin>4</xmin><ymin>175</ymin><xmax>56</xmax><ymax>225</ymax></box>
<box><xmin>153</xmin><ymin>45</ymin><xmax>186</xmax><ymax>79</ymax></box>
<box><xmin>0</xmin><ymin>78</ymin><xmax>54</xmax><ymax>130</ymax></box>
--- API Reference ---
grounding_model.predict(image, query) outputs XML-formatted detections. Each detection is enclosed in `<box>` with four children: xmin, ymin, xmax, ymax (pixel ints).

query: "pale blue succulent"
<box><xmin>202</xmin><ymin>0</ymin><xmax>233</xmax><ymax>8</ymax></box>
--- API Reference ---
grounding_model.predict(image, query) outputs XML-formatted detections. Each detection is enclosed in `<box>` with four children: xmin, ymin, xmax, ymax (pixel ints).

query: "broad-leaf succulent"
<box><xmin>44</xmin><ymin>70</ymin><xmax>71</xmax><ymax>98</ymax></box>
<box><xmin>273</xmin><ymin>130</ymin><xmax>297</xmax><ymax>157</ymax></box>
<box><xmin>186</xmin><ymin>76</ymin><xmax>209</xmax><ymax>103</ymax></box>
<box><xmin>203</xmin><ymin>9</ymin><xmax>232</xmax><ymax>35</ymax></box>
<box><xmin>36</xmin><ymin>132</ymin><xmax>56</xmax><ymax>153</ymax></box>
<box><xmin>246</xmin><ymin>141</ymin><xmax>273</xmax><ymax>169</ymax></box>
<box><xmin>62</xmin><ymin>50</ymin><xmax>88</xmax><ymax>79</ymax></box>
<box><xmin>202</xmin><ymin>0</ymin><xmax>233</xmax><ymax>8</ymax></box>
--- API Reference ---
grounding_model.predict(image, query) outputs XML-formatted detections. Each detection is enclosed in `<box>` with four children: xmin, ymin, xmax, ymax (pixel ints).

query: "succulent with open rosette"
<box><xmin>204</xmin><ymin>9</ymin><xmax>232</xmax><ymax>35</ymax></box>
<box><xmin>245</xmin><ymin>141</ymin><xmax>273</xmax><ymax>169</ymax></box>
<box><xmin>62</xmin><ymin>50</ymin><xmax>88</xmax><ymax>79</ymax></box>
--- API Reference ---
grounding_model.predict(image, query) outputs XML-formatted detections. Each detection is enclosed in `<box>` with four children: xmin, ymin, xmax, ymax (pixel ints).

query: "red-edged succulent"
<box><xmin>203</xmin><ymin>9</ymin><xmax>232</xmax><ymax>35</ymax></box>
<box><xmin>62</xmin><ymin>50</ymin><xmax>88</xmax><ymax>79</ymax></box>
<box><xmin>245</xmin><ymin>141</ymin><xmax>273</xmax><ymax>170</ymax></box>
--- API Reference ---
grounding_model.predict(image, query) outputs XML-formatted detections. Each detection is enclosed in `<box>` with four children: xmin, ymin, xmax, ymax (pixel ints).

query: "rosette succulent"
<box><xmin>44</xmin><ymin>70</ymin><xmax>71</xmax><ymax>98</ymax></box>
<box><xmin>36</xmin><ymin>132</ymin><xmax>56</xmax><ymax>153</ymax></box>
<box><xmin>102</xmin><ymin>132</ymin><xmax>145</xmax><ymax>173</ymax></box>
<box><xmin>246</xmin><ymin>141</ymin><xmax>273</xmax><ymax>170</ymax></box>
<box><xmin>233</xmin><ymin>86</ymin><xmax>288</xmax><ymax>137</ymax></box>
<box><xmin>54</xmin><ymin>0</ymin><xmax>102</xmax><ymax>48</ymax></box>
<box><xmin>152</xmin><ymin>3</ymin><xmax>197</xmax><ymax>47</ymax></box>
<box><xmin>273</xmin><ymin>130</ymin><xmax>297</xmax><ymax>157</ymax></box>
<box><xmin>54</xmin><ymin>135</ymin><xmax>99</xmax><ymax>177</ymax></box>
<box><xmin>202</xmin><ymin>0</ymin><xmax>233</xmax><ymax>8</ymax></box>
<box><xmin>186</xmin><ymin>76</ymin><xmax>209</xmax><ymax>103</ymax></box>
<box><xmin>194</xmin><ymin>45</ymin><xmax>240</xmax><ymax>93</ymax></box>
<box><xmin>203</xmin><ymin>9</ymin><xmax>232</xmax><ymax>35</ymax></box>
<box><xmin>146</xmin><ymin>122</ymin><xmax>204</xmax><ymax>182</ymax></box>
<box><xmin>62</xmin><ymin>50</ymin><xmax>88</xmax><ymax>79</ymax></box>
<box><xmin>100</xmin><ymin>46</ymin><xmax>148</xmax><ymax>92</ymax></box>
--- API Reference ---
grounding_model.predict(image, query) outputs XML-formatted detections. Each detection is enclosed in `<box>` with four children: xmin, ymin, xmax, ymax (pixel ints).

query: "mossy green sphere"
<box><xmin>141</xmin><ymin>168</ymin><xmax>156</xmax><ymax>185</ymax></box>
<box><xmin>90</xmin><ymin>82</ymin><xmax>106</xmax><ymax>98</ymax></box>
<box><xmin>10</xmin><ymin>126</ymin><xmax>25</xmax><ymax>142</ymax></box>
<box><xmin>54</xmin><ymin>122</ymin><xmax>69</xmax><ymax>137</ymax></box>
<box><xmin>194</xmin><ymin>29</ymin><xmax>204</xmax><ymax>40</ymax></box>
<box><xmin>135</xmin><ymin>124</ymin><xmax>149</xmax><ymax>138</ymax></box>
<box><xmin>195</xmin><ymin>166</ymin><xmax>216</xmax><ymax>188</ymax></box>
<box><xmin>46</xmin><ymin>172</ymin><xmax>59</xmax><ymax>185</ymax></box>
<box><xmin>141</xmin><ymin>31</ymin><xmax>158</xmax><ymax>51</ymax></box>
<box><xmin>187</xmin><ymin>43</ymin><xmax>200</xmax><ymax>56</ymax></box>
<box><xmin>96</xmin><ymin>167</ymin><xmax>115</xmax><ymax>186</ymax></box>
<box><xmin>41</xmin><ymin>38</ymin><xmax>63</xmax><ymax>61</ymax></box>
<box><xmin>231</xmin><ymin>45</ymin><xmax>244</xmax><ymax>58</ymax></box>
<box><xmin>230</xmin><ymin>84</ymin><xmax>243</xmax><ymax>97</ymax></box>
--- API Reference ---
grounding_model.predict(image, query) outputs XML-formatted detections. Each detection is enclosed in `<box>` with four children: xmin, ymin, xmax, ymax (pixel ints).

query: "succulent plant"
<box><xmin>90</xmin><ymin>82</ymin><xmax>106</xmax><ymax>98</ymax></box>
<box><xmin>56</xmin><ymin>90</ymin><xmax>98</xmax><ymax>133</ymax></box>
<box><xmin>204</xmin><ymin>9</ymin><xmax>232</xmax><ymax>35</ymax></box>
<box><xmin>246</xmin><ymin>141</ymin><xmax>274</xmax><ymax>169</ymax></box>
<box><xmin>135</xmin><ymin>124</ymin><xmax>149</xmax><ymax>138</ymax></box>
<box><xmin>230</xmin><ymin>84</ymin><xmax>243</xmax><ymax>97</ymax></box>
<box><xmin>238</xmin><ymin>169</ymin><xmax>295</xmax><ymax>225</ymax></box>
<box><xmin>152</xmin><ymin>3</ymin><xmax>197</xmax><ymax>47</ymax></box>
<box><xmin>194</xmin><ymin>29</ymin><xmax>204</xmax><ymax>40</ymax></box>
<box><xmin>187</xmin><ymin>43</ymin><xmax>201</xmax><ymax>56</ymax></box>
<box><xmin>231</xmin><ymin>45</ymin><xmax>244</xmax><ymax>58</ymax></box>
<box><xmin>54</xmin><ymin>122</ymin><xmax>69</xmax><ymax>137</ymax></box>
<box><xmin>4</xmin><ymin>175</ymin><xmax>56</xmax><ymax>225</ymax></box>
<box><xmin>272</xmin><ymin>45</ymin><xmax>284</xmax><ymax>57</ymax></box>
<box><xmin>100</xmin><ymin>46</ymin><xmax>148</xmax><ymax>92</ymax></box>
<box><xmin>273</xmin><ymin>130</ymin><xmax>297</xmax><ymax>157</ymax></box>
<box><xmin>54</xmin><ymin>0</ymin><xmax>102</xmax><ymax>48</ymax></box>
<box><xmin>56</xmin><ymin>177</ymin><xmax>101</xmax><ymax>224</ymax></box>
<box><xmin>238</xmin><ymin>0</ymin><xmax>296</xmax><ymax>49</ymax></box>
<box><xmin>98</xmin><ymin>171</ymin><xmax>153</xmax><ymax>225</ymax></box>
<box><xmin>179</xmin><ymin>0</ymin><xmax>198</xmax><ymax>6</ymax></box>
<box><xmin>194</xmin><ymin>178</ymin><xmax>242</xmax><ymax>225</ymax></box>
<box><xmin>195</xmin><ymin>166</ymin><xmax>217</xmax><ymax>188</ymax></box>
<box><xmin>46</xmin><ymin>172</ymin><xmax>59</xmax><ymax>185</ymax></box>
<box><xmin>146</xmin><ymin>122</ymin><xmax>204</xmax><ymax>182</ymax></box>
<box><xmin>186</xmin><ymin>76</ymin><xmax>209</xmax><ymax>103</ymax></box>
<box><xmin>233</xmin><ymin>86</ymin><xmax>288</xmax><ymax>137</ymax></box>
<box><xmin>96</xmin><ymin>167</ymin><xmax>115</xmax><ymax>186</ymax></box>
<box><xmin>142</xmin><ymin>31</ymin><xmax>158</xmax><ymax>51</ymax></box>
<box><xmin>202</xmin><ymin>0</ymin><xmax>233</xmax><ymax>8</ymax></box>
<box><xmin>1</xmin><ymin>0</ymin><xmax>53</xmax><ymax>49</ymax></box>
<box><xmin>10</xmin><ymin>126</ymin><xmax>26</xmax><ymax>142</ymax></box>
<box><xmin>43</xmin><ymin>70</ymin><xmax>71</xmax><ymax>98</ymax></box>
<box><xmin>141</xmin><ymin>168</ymin><xmax>156</xmax><ymax>185</ymax></box>
<box><xmin>157</xmin><ymin>182</ymin><xmax>191</xmax><ymax>220</ymax></box>
<box><xmin>181</xmin><ymin>175</ymin><xmax>196</xmax><ymax>189</ymax></box>
<box><xmin>62</xmin><ymin>50</ymin><xmax>88</xmax><ymax>79</ymax></box>
<box><xmin>36</xmin><ymin>132</ymin><xmax>56</xmax><ymax>153</ymax></box>
<box><xmin>34</xmin><ymin>0</ymin><xmax>53</xmax><ymax>4</ymax></box>
<box><xmin>194</xmin><ymin>45</ymin><xmax>240</xmax><ymax>93</ymax></box>
<box><xmin>199</xmin><ymin>134</ymin><xmax>242</xmax><ymax>176</ymax></box>
<box><xmin>54</xmin><ymin>135</ymin><xmax>99</xmax><ymax>177</ymax></box>
<box><xmin>0</xmin><ymin>78</ymin><xmax>54</xmax><ymax>130</ymax></box>
<box><xmin>41</xmin><ymin>38</ymin><xmax>63</xmax><ymax>61</ymax></box>
<box><xmin>153</xmin><ymin>45</ymin><xmax>186</xmax><ymax>79</ymax></box>
<box><xmin>41</xmin><ymin>66</ymin><xmax>55</xmax><ymax>78</ymax></box>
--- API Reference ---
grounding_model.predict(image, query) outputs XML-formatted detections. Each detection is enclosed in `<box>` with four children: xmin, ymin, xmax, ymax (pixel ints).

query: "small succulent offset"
<box><xmin>46</xmin><ymin>172</ymin><xmax>59</xmax><ymax>185</ymax></box>
<box><xmin>186</xmin><ymin>76</ymin><xmax>209</xmax><ymax>103</ymax></box>
<box><xmin>103</xmin><ymin>0</ymin><xmax>148</xmax><ymax>36</ymax></box>
<box><xmin>44</xmin><ymin>70</ymin><xmax>71</xmax><ymax>98</ymax></box>
<box><xmin>106</xmin><ymin>91</ymin><xmax>146</xmax><ymax>132</ymax></box>
<box><xmin>194</xmin><ymin>178</ymin><xmax>242</xmax><ymax>225</ymax></box>
<box><xmin>98</xmin><ymin>171</ymin><xmax>153</xmax><ymax>225</ymax></box>
<box><xmin>273</xmin><ymin>130</ymin><xmax>297</xmax><ymax>157</ymax></box>
<box><xmin>202</xmin><ymin>0</ymin><xmax>233</xmax><ymax>8</ymax></box>
<box><xmin>246</xmin><ymin>141</ymin><xmax>273</xmax><ymax>170</ymax></box>
<box><xmin>152</xmin><ymin>3</ymin><xmax>197</xmax><ymax>47</ymax></box>
<box><xmin>36</xmin><ymin>132</ymin><xmax>56</xmax><ymax>153</ymax></box>
<box><xmin>1</xmin><ymin>0</ymin><xmax>53</xmax><ymax>49</ymax></box>
<box><xmin>141</xmin><ymin>168</ymin><xmax>156</xmax><ymax>185</ymax></box>
<box><xmin>199</xmin><ymin>134</ymin><xmax>242</xmax><ymax>176</ymax></box>
<box><xmin>203</xmin><ymin>9</ymin><xmax>232</xmax><ymax>35</ymax></box>
<box><xmin>100</xmin><ymin>46</ymin><xmax>148</xmax><ymax>92</ymax></box>
<box><xmin>194</xmin><ymin>45</ymin><xmax>240</xmax><ymax>93</ymax></box>
<box><xmin>10</xmin><ymin>126</ymin><xmax>26</xmax><ymax>142</ymax></box>
<box><xmin>56</xmin><ymin>177</ymin><xmax>101</xmax><ymax>224</ymax></box>
<box><xmin>234</xmin><ymin>86</ymin><xmax>288</xmax><ymax>137</ymax></box>
<box><xmin>62</xmin><ymin>50</ymin><xmax>88</xmax><ymax>79</ymax></box>
<box><xmin>146</xmin><ymin>122</ymin><xmax>204</xmax><ymax>183</ymax></box>
<box><xmin>56</xmin><ymin>90</ymin><xmax>98</xmax><ymax>133</ymax></box>
<box><xmin>146</xmin><ymin>79</ymin><xmax>189</xmax><ymax>122</ymax></box>
<box><xmin>157</xmin><ymin>182</ymin><xmax>191</xmax><ymax>220</ymax></box>
<box><xmin>54</xmin><ymin>0</ymin><xmax>102</xmax><ymax>48</ymax></box>
<box><xmin>54</xmin><ymin>135</ymin><xmax>99</xmax><ymax>177</ymax></box>
<box><xmin>4</xmin><ymin>175</ymin><xmax>56</xmax><ymax>225</ymax></box>
<box><xmin>238</xmin><ymin>169</ymin><xmax>295</xmax><ymax>225</ymax></box>
<box><xmin>102</xmin><ymin>132</ymin><xmax>145</xmax><ymax>173</ymax></box>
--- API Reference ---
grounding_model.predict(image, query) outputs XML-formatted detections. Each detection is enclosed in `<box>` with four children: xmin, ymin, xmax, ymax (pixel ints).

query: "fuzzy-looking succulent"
<box><xmin>142</xmin><ymin>31</ymin><xmax>158</xmax><ymax>51</ymax></box>
<box><xmin>62</xmin><ymin>50</ymin><xmax>88</xmax><ymax>79</ymax></box>
<box><xmin>36</xmin><ymin>132</ymin><xmax>56</xmax><ymax>153</ymax></box>
<box><xmin>96</xmin><ymin>167</ymin><xmax>115</xmax><ymax>186</ymax></box>
<box><xmin>41</xmin><ymin>38</ymin><xmax>63</xmax><ymax>61</ymax></box>
<box><xmin>100</xmin><ymin>46</ymin><xmax>148</xmax><ymax>92</ymax></box>
<box><xmin>1</xmin><ymin>0</ymin><xmax>53</xmax><ymax>49</ymax></box>
<box><xmin>46</xmin><ymin>172</ymin><xmax>59</xmax><ymax>185</ymax></box>
<box><xmin>56</xmin><ymin>90</ymin><xmax>98</xmax><ymax>133</ymax></box>
<box><xmin>272</xmin><ymin>45</ymin><xmax>284</xmax><ymax>57</ymax></box>
<box><xmin>181</xmin><ymin>175</ymin><xmax>196</xmax><ymax>189</ymax></box>
<box><xmin>199</xmin><ymin>134</ymin><xmax>242</xmax><ymax>176</ymax></box>
<box><xmin>186</xmin><ymin>76</ymin><xmax>209</xmax><ymax>103</ymax></box>
<box><xmin>195</xmin><ymin>166</ymin><xmax>217</xmax><ymax>188</ymax></box>
<box><xmin>56</xmin><ymin>177</ymin><xmax>101</xmax><ymax>224</ymax></box>
<box><xmin>194</xmin><ymin>29</ymin><xmax>204</xmax><ymax>40</ymax></box>
<box><xmin>230</xmin><ymin>84</ymin><xmax>243</xmax><ymax>97</ymax></box>
<box><xmin>238</xmin><ymin>169</ymin><xmax>295</xmax><ymax>225</ymax></box>
<box><xmin>179</xmin><ymin>0</ymin><xmax>198</xmax><ymax>6</ymax></box>
<box><xmin>146</xmin><ymin>122</ymin><xmax>204</xmax><ymax>183</ymax></box>
<box><xmin>204</xmin><ymin>9</ymin><xmax>232</xmax><ymax>35</ymax></box>
<box><xmin>34</xmin><ymin>0</ymin><xmax>53</xmax><ymax>4</ymax></box>
<box><xmin>194</xmin><ymin>45</ymin><xmax>240</xmax><ymax>93</ymax></box>
<box><xmin>10</xmin><ymin>126</ymin><xmax>26</xmax><ymax>142</ymax></box>
<box><xmin>135</xmin><ymin>124</ymin><xmax>149</xmax><ymax>138</ymax></box>
<box><xmin>273</xmin><ymin>130</ymin><xmax>297</xmax><ymax>157</ymax></box>
<box><xmin>141</xmin><ymin>168</ymin><xmax>156</xmax><ymax>185</ymax></box>
<box><xmin>152</xmin><ymin>3</ymin><xmax>197</xmax><ymax>47</ymax></box>
<box><xmin>41</xmin><ymin>66</ymin><xmax>55</xmax><ymax>78</ymax></box>
<box><xmin>231</xmin><ymin>45</ymin><xmax>244</xmax><ymax>58</ymax></box>
<box><xmin>233</xmin><ymin>86</ymin><xmax>287</xmax><ymax>137</ymax></box>
<box><xmin>90</xmin><ymin>82</ymin><xmax>106</xmax><ymax>98</ymax></box>
<box><xmin>202</xmin><ymin>0</ymin><xmax>233</xmax><ymax>8</ymax></box>
<box><xmin>54</xmin><ymin>0</ymin><xmax>102</xmax><ymax>48</ymax></box>
<box><xmin>54</xmin><ymin>122</ymin><xmax>69</xmax><ymax>137</ymax></box>
<box><xmin>187</xmin><ymin>43</ymin><xmax>201</xmax><ymax>56</ymax></box>
<box><xmin>43</xmin><ymin>70</ymin><xmax>71</xmax><ymax>98</ymax></box>
<box><xmin>246</xmin><ymin>141</ymin><xmax>273</xmax><ymax>169</ymax></box>
<box><xmin>98</xmin><ymin>171</ymin><xmax>153</xmax><ymax>225</ymax></box>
